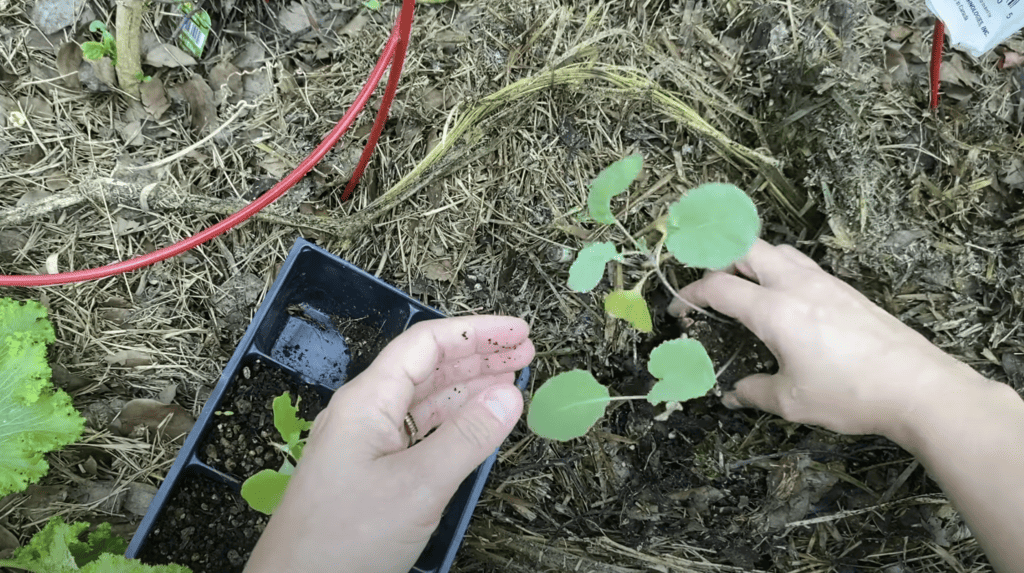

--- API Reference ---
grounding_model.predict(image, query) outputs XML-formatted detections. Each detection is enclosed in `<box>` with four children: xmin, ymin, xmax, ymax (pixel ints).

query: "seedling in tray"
<box><xmin>528</xmin><ymin>153</ymin><xmax>761</xmax><ymax>441</ymax></box>
<box><xmin>240</xmin><ymin>392</ymin><xmax>313</xmax><ymax>515</ymax></box>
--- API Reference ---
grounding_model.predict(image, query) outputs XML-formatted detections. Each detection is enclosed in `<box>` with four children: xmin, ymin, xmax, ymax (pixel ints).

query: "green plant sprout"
<box><xmin>240</xmin><ymin>392</ymin><xmax>313</xmax><ymax>515</ymax></box>
<box><xmin>82</xmin><ymin>21</ymin><xmax>117</xmax><ymax>65</ymax></box>
<box><xmin>528</xmin><ymin>153</ymin><xmax>760</xmax><ymax>441</ymax></box>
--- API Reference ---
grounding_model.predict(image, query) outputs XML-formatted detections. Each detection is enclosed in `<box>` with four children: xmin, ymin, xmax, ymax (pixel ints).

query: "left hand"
<box><xmin>244</xmin><ymin>315</ymin><xmax>534</xmax><ymax>573</ymax></box>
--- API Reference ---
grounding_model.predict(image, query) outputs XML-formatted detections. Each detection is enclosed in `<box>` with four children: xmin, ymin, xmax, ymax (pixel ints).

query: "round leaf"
<box><xmin>528</xmin><ymin>370</ymin><xmax>610</xmax><ymax>441</ymax></box>
<box><xmin>567</xmin><ymin>242</ymin><xmax>620</xmax><ymax>292</ymax></box>
<box><xmin>605</xmin><ymin>290</ymin><xmax>652</xmax><ymax>332</ymax></box>
<box><xmin>587</xmin><ymin>153</ymin><xmax>643</xmax><ymax>224</ymax></box>
<box><xmin>241</xmin><ymin>469</ymin><xmax>291</xmax><ymax>515</ymax></box>
<box><xmin>646</xmin><ymin>339</ymin><xmax>716</xmax><ymax>405</ymax></box>
<box><xmin>665</xmin><ymin>183</ymin><xmax>760</xmax><ymax>269</ymax></box>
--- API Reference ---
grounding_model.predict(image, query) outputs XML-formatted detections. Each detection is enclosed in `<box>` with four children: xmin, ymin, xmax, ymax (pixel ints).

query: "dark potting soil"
<box><xmin>137</xmin><ymin>472</ymin><xmax>268</xmax><ymax>573</ymax></box>
<box><xmin>331</xmin><ymin>314</ymin><xmax>389</xmax><ymax>379</ymax></box>
<box><xmin>199</xmin><ymin>359</ymin><xmax>326</xmax><ymax>480</ymax></box>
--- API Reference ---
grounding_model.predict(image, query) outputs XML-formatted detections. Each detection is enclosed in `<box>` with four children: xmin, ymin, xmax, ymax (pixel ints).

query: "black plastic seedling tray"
<box><xmin>126</xmin><ymin>238</ymin><xmax>531</xmax><ymax>573</ymax></box>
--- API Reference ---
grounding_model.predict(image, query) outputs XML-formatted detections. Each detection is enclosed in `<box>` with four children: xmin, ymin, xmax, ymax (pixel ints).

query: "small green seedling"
<box><xmin>240</xmin><ymin>392</ymin><xmax>312</xmax><ymax>515</ymax></box>
<box><xmin>82</xmin><ymin>21</ymin><xmax>117</xmax><ymax>65</ymax></box>
<box><xmin>529</xmin><ymin>153</ymin><xmax>760</xmax><ymax>441</ymax></box>
<box><xmin>362</xmin><ymin>0</ymin><xmax>382</xmax><ymax>8</ymax></box>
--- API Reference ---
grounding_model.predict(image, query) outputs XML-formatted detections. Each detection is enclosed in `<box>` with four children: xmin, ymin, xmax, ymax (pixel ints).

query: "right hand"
<box><xmin>668</xmin><ymin>239</ymin><xmax>977</xmax><ymax>437</ymax></box>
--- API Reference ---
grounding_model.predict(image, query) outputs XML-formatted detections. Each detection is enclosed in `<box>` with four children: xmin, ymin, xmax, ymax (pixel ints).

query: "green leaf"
<box><xmin>241</xmin><ymin>469</ymin><xmax>292</xmax><ymax>515</ymax></box>
<box><xmin>646</xmin><ymin>339</ymin><xmax>716</xmax><ymax>405</ymax></box>
<box><xmin>362</xmin><ymin>0</ymin><xmax>382</xmax><ymax>8</ymax></box>
<box><xmin>68</xmin><ymin>522</ymin><xmax>127</xmax><ymax>567</ymax></box>
<box><xmin>81</xmin><ymin>42</ymin><xmax>105</xmax><ymax>61</ymax></box>
<box><xmin>0</xmin><ymin>298</ymin><xmax>85</xmax><ymax>497</ymax></box>
<box><xmin>88</xmin><ymin>20</ymin><xmax>107</xmax><ymax>34</ymax></box>
<box><xmin>272</xmin><ymin>392</ymin><xmax>312</xmax><ymax>454</ymax></box>
<box><xmin>81</xmin><ymin>553</ymin><xmax>192</xmax><ymax>572</ymax></box>
<box><xmin>664</xmin><ymin>183</ymin><xmax>760</xmax><ymax>269</ymax></box>
<box><xmin>587</xmin><ymin>153</ymin><xmax>643</xmax><ymax>224</ymax></box>
<box><xmin>527</xmin><ymin>370</ymin><xmax>610</xmax><ymax>441</ymax></box>
<box><xmin>567</xmin><ymin>242</ymin><xmax>620</xmax><ymax>292</ymax></box>
<box><xmin>605</xmin><ymin>290</ymin><xmax>652</xmax><ymax>332</ymax></box>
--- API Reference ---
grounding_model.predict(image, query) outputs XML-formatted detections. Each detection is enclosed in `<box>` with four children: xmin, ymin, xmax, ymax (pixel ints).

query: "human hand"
<box><xmin>668</xmin><ymin>239</ymin><xmax>975</xmax><ymax>437</ymax></box>
<box><xmin>244</xmin><ymin>315</ymin><xmax>534</xmax><ymax>573</ymax></box>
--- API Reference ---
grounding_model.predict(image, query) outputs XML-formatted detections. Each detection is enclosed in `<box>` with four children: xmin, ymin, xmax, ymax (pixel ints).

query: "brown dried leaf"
<box><xmin>279</xmin><ymin>2</ymin><xmax>312</xmax><ymax>33</ymax></box>
<box><xmin>119</xmin><ymin>120</ymin><xmax>144</xmax><ymax>146</ymax></box>
<box><xmin>56</xmin><ymin>42</ymin><xmax>82</xmax><ymax>90</ymax></box>
<box><xmin>104</xmin><ymin>349</ymin><xmax>154</xmax><ymax>367</ymax></box>
<box><xmin>140</xmin><ymin>76</ymin><xmax>170</xmax><ymax>119</ymax></box>
<box><xmin>111</xmin><ymin>398</ymin><xmax>195</xmax><ymax>441</ymax></box>
<box><xmin>145</xmin><ymin>43</ymin><xmax>198</xmax><ymax>68</ymax></box>
<box><xmin>89</xmin><ymin>57</ymin><xmax>117</xmax><ymax>89</ymax></box>
<box><xmin>208</xmin><ymin>61</ymin><xmax>243</xmax><ymax>104</ymax></box>
<box><xmin>884</xmin><ymin>46</ymin><xmax>908</xmax><ymax>86</ymax></box>
<box><xmin>181</xmin><ymin>76</ymin><xmax>217</xmax><ymax>132</ymax></box>
<box><xmin>423</xmin><ymin>259</ymin><xmax>454</xmax><ymax>282</ymax></box>
<box><xmin>156</xmin><ymin>382</ymin><xmax>177</xmax><ymax>404</ymax></box>
<box><xmin>941</xmin><ymin>54</ymin><xmax>980</xmax><ymax>87</ymax></box>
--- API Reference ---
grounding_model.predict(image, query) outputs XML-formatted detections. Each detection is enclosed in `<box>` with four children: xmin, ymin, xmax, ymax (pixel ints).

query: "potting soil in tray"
<box><xmin>136</xmin><ymin>471</ymin><xmax>268</xmax><ymax>573</ymax></box>
<box><xmin>199</xmin><ymin>359</ymin><xmax>326</xmax><ymax>481</ymax></box>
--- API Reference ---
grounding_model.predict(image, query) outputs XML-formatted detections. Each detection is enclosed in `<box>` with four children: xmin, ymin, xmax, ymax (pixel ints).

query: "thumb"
<box><xmin>412</xmin><ymin>383</ymin><xmax>523</xmax><ymax>495</ymax></box>
<box><xmin>721</xmin><ymin>373</ymin><xmax>785</xmax><ymax>416</ymax></box>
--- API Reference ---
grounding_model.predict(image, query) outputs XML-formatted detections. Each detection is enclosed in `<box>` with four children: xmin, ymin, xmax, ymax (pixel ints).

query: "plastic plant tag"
<box><xmin>925</xmin><ymin>0</ymin><xmax>1024</xmax><ymax>57</ymax></box>
<box><xmin>175</xmin><ymin>1</ymin><xmax>211</xmax><ymax>58</ymax></box>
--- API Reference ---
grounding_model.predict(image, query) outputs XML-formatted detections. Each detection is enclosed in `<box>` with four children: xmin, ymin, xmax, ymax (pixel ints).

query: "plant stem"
<box><xmin>652</xmin><ymin>241</ymin><xmax>732</xmax><ymax>324</ymax></box>
<box><xmin>115</xmin><ymin>0</ymin><xmax>144</xmax><ymax>98</ymax></box>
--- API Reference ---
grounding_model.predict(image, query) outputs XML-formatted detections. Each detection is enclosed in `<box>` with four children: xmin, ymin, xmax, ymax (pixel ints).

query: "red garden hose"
<box><xmin>0</xmin><ymin>0</ymin><xmax>416</xmax><ymax>287</ymax></box>
<box><xmin>930</xmin><ymin>19</ymin><xmax>945</xmax><ymax>109</ymax></box>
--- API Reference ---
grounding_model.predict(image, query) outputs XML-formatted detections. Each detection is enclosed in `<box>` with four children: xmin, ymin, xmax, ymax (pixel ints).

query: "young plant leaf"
<box><xmin>605</xmin><ymin>290</ymin><xmax>652</xmax><ymax>332</ymax></box>
<box><xmin>646</xmin><ymin>338</ymin><xmax>716</xmax><ymax>405</ymax></box>
<box><xmin>527</xmin><ymin>370</ymin><xmax>610</xmax><ymax>441</ymax></box>
<box><xmin>587</xmin><ymin>153</ymin><xmax>643</xmax><ymax>224</ymax></box>
<box><xmin>665</xmin><ymin>183</ymin><xmax>760</xmax><ymax>270</ymax></box>
<box><xmin>88</xmin><ymin>21</ymin><xmax>107</xmax><ymax>34</ymax></box>
<box><xmin>81</xmin><ymin>42</ymin><xmax>106</xmax><ymax>61</ymax></box>
<box><xmin>240</xmin><ymin>469</ymin><xmax>291</xmax><ymax>515</ymax></box>
<box><xmin>567</xmin><ymin>242</ymin><xmax>620</xmax><ymax>292</ymax></box>
<box><xmin>272</xmin><ymin>392</ymin><xmax>311</xmax><ymax>448</ymax></box>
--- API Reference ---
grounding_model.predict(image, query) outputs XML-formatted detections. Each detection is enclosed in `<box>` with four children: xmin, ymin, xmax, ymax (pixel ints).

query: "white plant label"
<box><xmin>926</xmin><ymin>0</ymin><xmax>1024</xmax><ymax>56</ymax></box>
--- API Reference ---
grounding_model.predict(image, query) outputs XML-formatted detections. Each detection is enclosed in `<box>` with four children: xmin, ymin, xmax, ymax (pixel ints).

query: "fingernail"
<box><xmin>484</xmin><ymin>386</ymin><xmax>516</xmax><ymax>423</ymax></box>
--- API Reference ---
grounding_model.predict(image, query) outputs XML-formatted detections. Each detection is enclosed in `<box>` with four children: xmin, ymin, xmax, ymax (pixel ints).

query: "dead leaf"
<box><xmin>123</xmin><ymin>482</ymin><xmax>158</xmax><ymax>516</ymax></box>
<box><xmin>17</xmin><ymin>189</ymin><xmax>52</xmax><ymax>207</ymax></box>
<box><xmin>0</xmin><ymin>524</ymin><xmax>19</xmax><ymax>559</ymax></box>
<box><xmin>157</xmin><ymin>382</ymin><xmax>177</xmax><ymax>404</ymax></box>
<box><xmin>181</xmin><ymin>76</ymin><xmax>217</xmax><ymax>132</ymax></box>
<box><xmin>89</xmin><ymin>57</ymin><xmax>117</xmax><ymax>89</ymax></box>
<box><xmin>423</xmin><ymin>259</ymin><xmax>454</xmax><ymax>281</ymax></box>
<box><xmin>340</xmin><ymin>11</ymin><xmax>370</xmax><ymax>36</ymax></box>
<box><xmin>104</xmin><ymin>349</ymin><xmax>154</xmax><ymax>367</ymax></box>
<box><xmin>941</xmin><ymin>54</ymin><xmax>980</xmax><ymax>87</ymax></box>
<box><xmin>233</xmin><ymin>42</ymin><xmax>265</xmax><ymax>70</ymax></box>
<box><xmin>208</xmin><ymin>61</ymin><xmax>243</xmax><ymax>103</ymax></box>
<box><xmin>145</xmin><ymin>43</ymin><xmax>198</xmax><ymax>68</ymax></box>
<box><xmin>279</xmin><ymin>2</ymin><xmax>313</xmax><ymax>33</ymax></box>
<box><xmin>888</xmin><ymin>25</ymin><xmax>913</xmax><ymax>42</ymax></box>
<box><xmin>111</xmin><ymin>398</ymin><xmax>195</xmax><ymax>441</ymax></box>
<box><xmin>119</xmin><ymin>120</ymin><xmax>144</xmax><ymax>146</ymax></box>
<box><xmin>140</xmin><ymin>77</ymin><xmax>170</xmax><ymax>119</ymax></box>
<box><xmin>50</xmin><ymin>363</ymin><xmax>92</xmax><ymax>391</ymax></box>
<box><xmin>56</xmin><ymin>42</ymin><xmax>82</xmax><ymax>90</ymax></box>
<box><xmin>31</xmin><ymin>0</ymin><xmax>87</xmax><ymax>34</ymax></box>
<box><xmin>884</xmin><ymin>46</ymin><xmax>908</xmax><ymax>86</ymax></box>
<box><xmin>1000</xmin><ymin>51</ymin><xmax>1024</xmax><ymax>70</ymax></box>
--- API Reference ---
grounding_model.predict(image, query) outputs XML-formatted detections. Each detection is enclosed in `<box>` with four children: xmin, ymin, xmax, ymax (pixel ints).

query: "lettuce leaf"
<box><xmin>0</xmin><ymin>298</ymin><xmax>85</xmax><ymax>496</ymax></box>
<box><xmin>0</xmin><ymin>516</ymin><xmax>191</xmax><ymax>573</ymax></box>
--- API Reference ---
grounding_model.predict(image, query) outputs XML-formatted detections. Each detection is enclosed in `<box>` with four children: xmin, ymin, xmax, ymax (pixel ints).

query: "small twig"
<box><xmin>127</xmin><ymin>102</ymin><xmax>256</xmax><ymax>171</ymax></box>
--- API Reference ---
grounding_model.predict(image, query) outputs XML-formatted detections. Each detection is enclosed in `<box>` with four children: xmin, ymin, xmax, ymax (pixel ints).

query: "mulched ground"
<box><xmin>2</xmin><ymin>0</ymin><xmax>1022</xmax><ymax>571</ymax></box>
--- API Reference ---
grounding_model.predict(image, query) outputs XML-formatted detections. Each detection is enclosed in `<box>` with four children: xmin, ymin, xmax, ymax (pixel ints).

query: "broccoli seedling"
<box><xmin>240</xmin><ymin>392</ymin><xmax>313</xmax><ymax>515</ymax></box>
<box><xmin>528</xmin><ymin>153</ymin><xmax>761</xmax><ymax>441</ymax></box>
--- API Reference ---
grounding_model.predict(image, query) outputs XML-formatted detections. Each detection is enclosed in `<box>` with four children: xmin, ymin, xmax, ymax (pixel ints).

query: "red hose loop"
<box><xmin>930</xmin><ymin>19</ymin><xmax>945</xmax><ymax>110</ymax></box>
<box><xmin>0</xmin><ymin>1</ymin><xmax>416</xmax><ymax>287</ymax></box>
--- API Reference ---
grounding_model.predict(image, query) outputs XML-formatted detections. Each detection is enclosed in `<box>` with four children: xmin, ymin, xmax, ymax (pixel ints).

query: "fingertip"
<box><xmin>721</xmin><ymin>392</ymin><xmax>743</xmax><ymax>410</ymax></box>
